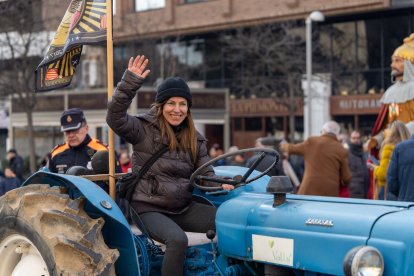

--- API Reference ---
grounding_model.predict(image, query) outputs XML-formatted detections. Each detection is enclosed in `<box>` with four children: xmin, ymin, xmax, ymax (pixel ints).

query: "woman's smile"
<box><xmin>163</xmin><ymin>97</ymin><xmax>188</xmax><ymax>126</ymax></box>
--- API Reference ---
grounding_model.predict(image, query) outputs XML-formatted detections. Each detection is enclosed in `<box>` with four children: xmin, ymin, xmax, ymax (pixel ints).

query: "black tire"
<box><xmin>0</xmin><ymin>184</ymin><xmax>119</xmax><ymax>275</ymax></box>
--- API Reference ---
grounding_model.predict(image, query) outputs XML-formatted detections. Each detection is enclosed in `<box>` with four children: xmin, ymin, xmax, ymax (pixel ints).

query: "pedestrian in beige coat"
<box><xmin>280</xmin><ymin>121</ymin><xmax>352</xmax><ymax>197</ymax></box>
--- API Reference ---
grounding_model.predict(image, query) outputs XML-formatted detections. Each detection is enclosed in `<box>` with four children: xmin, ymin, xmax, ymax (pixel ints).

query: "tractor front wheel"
<box><xmin>0</xmin><ymin>184</ymin><xmax>119</xmax><ymax>276</ymax></box>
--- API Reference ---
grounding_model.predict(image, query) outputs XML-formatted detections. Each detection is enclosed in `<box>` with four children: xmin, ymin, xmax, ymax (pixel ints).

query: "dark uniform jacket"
<box><xmin>107</xmin><ymin>70</ymin><xmax>220</xmax><ymax>215</ymax></box>
<box><xmin>49</xmin><ymin>134</ymin><xmax>108</xmax><ymax>174</ymax></box>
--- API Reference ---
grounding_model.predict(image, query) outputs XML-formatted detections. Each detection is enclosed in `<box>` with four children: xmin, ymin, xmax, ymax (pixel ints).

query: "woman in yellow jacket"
<box><xmin>368</xmin><ymin>120</ymin><xmax>411</xmax><ymax>200</ymax></box>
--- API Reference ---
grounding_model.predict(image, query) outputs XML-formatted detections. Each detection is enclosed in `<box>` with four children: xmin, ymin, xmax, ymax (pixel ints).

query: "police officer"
<box><xmin>49</xmin><ymin>108</ymin><xmax>108</xmax><ymax>174</ymax></box>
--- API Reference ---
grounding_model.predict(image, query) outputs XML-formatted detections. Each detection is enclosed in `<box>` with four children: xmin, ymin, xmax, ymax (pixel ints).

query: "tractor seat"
<box><xmin>129</xmin><ymin>195</ymin><xmax>216</xmax><ymax>247</ymax></box>
<box><xmin>130</xmin><ymin>224</ymin><xmax>214</xmax><ymax>247</ymax></box>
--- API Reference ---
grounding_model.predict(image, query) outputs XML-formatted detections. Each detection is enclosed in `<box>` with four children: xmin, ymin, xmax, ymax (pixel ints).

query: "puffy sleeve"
<box><xmin>193</xmin><ymin>137</ymin><xmax>221</xmax><ymax>188</ymax></box>
<box><xmin>374</xmin><ymin>144</ymin><xmax>395</xmax><ymax>186</ymax></box>
<box><xmin>106</xmin><ymin>70</ymin><xmax>146</xmax><ymax>145</ymax></box>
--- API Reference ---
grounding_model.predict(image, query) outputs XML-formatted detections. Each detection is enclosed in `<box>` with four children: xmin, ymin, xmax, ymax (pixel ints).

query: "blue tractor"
<box><xmin>0</xmin><ymin>147</ymin><xmax>406</xmax><ymax>275</ymax></box>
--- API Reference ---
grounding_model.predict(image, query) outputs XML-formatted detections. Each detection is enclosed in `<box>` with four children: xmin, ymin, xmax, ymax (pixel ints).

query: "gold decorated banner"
<box><xmin>35</xmin><ymin>0</ymin><xmax>107</xmax><ymax>92</ymax></box>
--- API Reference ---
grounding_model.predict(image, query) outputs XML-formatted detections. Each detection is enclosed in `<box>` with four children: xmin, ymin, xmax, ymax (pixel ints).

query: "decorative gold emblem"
<box><xmin>388</xmin><ymin>102</ymin><xmax>400</xmax><ymax>122</ymax></box>
<box><xmin>67</xmin><ymin>115</ymin><xmax>72</xmax><ymax>123</ymax></box>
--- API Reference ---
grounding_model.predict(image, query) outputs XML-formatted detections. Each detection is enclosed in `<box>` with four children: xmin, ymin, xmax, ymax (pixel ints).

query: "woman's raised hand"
<box><xmin>128</xmin><ymin>54</ymin><xmax>150</xmax><ymax>79</ymax></box>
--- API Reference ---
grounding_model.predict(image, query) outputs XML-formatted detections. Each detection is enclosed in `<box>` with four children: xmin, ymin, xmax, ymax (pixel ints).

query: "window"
<box><xmin>185</xmin><ymin>0</ymin><xmax>206</xmax><ymax>3</ymax></box>
<box><xmin>135</xmin><ymin>0</ymin><xmax>165</xmax><ymax>12</ymax></box>
<box><xmin>156</xmin><ymin>38</ymin><xmax>205</xmax><ymax>81</ymax></box>
<box><xmin>245</xmin><ymin>117</ymin><xmax>262</xmax><ymax>131</ymax></box>
<box><xmin>186</xmin><ymin>39</ymin><xmax>204</xmax><ymax>80</ymax></box>
<box><xmin>82</xmin><ymin>60</ymin><xmax>103</xmax><ymax>88</ymax></box>
<box><xmin>233</xmin><ymin>118</ymin><xmax>242</xmax><ymax>131</ymax></box>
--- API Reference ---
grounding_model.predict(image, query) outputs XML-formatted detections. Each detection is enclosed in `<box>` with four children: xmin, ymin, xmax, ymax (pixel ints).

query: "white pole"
<box><xmin>306</xmin><ymin>16</ymin><xmax>312</xmax><ymax>139</ymax></box>
<box><xmin>305</xmin><ymin>11</ymin><xmax>324</xmax><ymax>138</ymax></box>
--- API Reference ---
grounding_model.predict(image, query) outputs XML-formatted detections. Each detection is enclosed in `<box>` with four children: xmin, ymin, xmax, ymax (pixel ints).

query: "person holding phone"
<box><xmin>367</xmin><ymin>121</ymin><xmax>411</xmax><ymax>200</ymax></box>
<box><xmin>367</xmin><ymin>155</ymin><xmax>379</xmax><ymax>166</ymax></box>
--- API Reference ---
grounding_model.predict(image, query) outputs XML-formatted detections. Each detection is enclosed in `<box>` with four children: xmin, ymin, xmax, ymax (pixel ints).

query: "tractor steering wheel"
<box><xmin>190</xmin><ymin>148</ymin><xmax>279</xmax><ymax>191</ymax></box>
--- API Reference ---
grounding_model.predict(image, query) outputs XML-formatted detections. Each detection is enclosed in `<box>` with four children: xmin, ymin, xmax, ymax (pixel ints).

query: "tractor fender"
<box><xmin>23</xmin><ymin>171</ymin><xmax>140</xmax><ymax>276</ymax></box>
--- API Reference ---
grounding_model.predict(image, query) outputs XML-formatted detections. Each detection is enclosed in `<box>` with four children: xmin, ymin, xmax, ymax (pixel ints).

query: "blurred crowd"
<box><xmin>2</xmin><ymin>121</ymin><xmax>414</xmax><ymax>202</ymax></box>
<box><xmin>0</xmin><ymin>149</ymin><xmax>24</xmax><ymax>196</ymax></box>
<box><xmin>207</xmin><ymin>140</ymin><xmax>304</xmax><ymax>192</ymax></box>
<box><xmin>207</xmin><ymin>119</ymin><xmax>414</xmax><ymax>201</ymax></box>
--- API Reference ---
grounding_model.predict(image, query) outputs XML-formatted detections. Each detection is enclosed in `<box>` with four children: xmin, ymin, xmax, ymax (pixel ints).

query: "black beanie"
<box><xmin>155</xmin><ymin>77</ymin><xmax>192</xmax><ymax>107</ymax></box>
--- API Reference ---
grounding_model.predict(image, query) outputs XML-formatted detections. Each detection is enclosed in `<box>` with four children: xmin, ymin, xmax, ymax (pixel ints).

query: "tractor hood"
<box><xmin>216</xmin><ymin>193</ymin><xmax>413</xmax><ymax>275</ymax></box>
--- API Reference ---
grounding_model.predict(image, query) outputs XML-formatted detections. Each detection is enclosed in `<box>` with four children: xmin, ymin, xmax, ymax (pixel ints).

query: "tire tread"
<box><xmin>0</xmin><ymin>185</ymin><xmax>119</xmax><ymax>275</ymax></box>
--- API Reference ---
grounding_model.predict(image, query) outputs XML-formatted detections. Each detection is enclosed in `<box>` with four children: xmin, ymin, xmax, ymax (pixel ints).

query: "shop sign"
<box><xmin>331</xmin><ymin>95</ymin><xmax>382</xmax><ymax>115</ymax></box>
<box><xmin>230</xmin><ymin>98</ymin><xmax>303</xmax><ymax>117</ymax></box>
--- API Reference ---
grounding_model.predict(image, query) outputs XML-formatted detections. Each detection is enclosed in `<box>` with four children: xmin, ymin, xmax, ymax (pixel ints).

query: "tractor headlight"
<box><xmin>343</xmin><ymin>246</ymin><xmax>384</xmax><ymax>276</ymax></box>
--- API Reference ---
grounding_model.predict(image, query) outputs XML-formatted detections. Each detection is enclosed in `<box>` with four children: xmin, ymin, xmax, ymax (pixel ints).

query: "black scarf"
<box><xmin>171</xmin><ymin>124</ymin><xmax>183</xmax><ymax>133</ymax></box>
<box><xmin>348</xmin><ymin>142</ymin><xmax>364</xmax><ymax>157</ymax></box>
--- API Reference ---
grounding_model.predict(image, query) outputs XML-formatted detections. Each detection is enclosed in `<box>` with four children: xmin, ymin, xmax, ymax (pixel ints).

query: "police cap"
<box><xmin>60</xmin><ymin>108</ymin><xmax>86</xmax><ymax>132</ymax></box>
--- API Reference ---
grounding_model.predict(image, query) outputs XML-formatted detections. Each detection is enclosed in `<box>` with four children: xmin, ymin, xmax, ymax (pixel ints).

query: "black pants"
<box><xmin>139</xmin><ymin>202</ymin><xmax>216</xmax><ymax>276</ymax></box>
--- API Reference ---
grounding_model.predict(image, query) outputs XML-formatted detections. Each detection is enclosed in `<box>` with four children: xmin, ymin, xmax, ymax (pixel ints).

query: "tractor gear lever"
<box><xmin>206</xmin><ymin>230</ymin><xmax>217</xmax><ymax>260</ymax></box>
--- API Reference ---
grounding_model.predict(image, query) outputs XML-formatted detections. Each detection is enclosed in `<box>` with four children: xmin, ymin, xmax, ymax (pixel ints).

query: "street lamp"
<box><xmin>305</xmin><ymin>11</ymin><xmax>324</xmax><ymax>138</ymax></box>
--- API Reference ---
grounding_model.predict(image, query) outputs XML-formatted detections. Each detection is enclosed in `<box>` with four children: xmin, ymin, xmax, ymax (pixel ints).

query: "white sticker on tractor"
<box><xmin>252</xmin><ymin>234</ymin><xmax>294</xmax><ymax>266</ymax></box>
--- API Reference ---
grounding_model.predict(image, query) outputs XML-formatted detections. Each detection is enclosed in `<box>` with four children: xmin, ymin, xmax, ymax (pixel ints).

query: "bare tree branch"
<box><xmin>0</xmin><ymin>0</ymin><xmax>60</xmax><ymax>172</ymax></box>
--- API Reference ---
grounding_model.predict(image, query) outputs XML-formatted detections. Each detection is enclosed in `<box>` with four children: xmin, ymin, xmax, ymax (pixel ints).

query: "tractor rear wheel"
<box><xmin>0</xmin><ymin>184</ymin><xmax>119</xmax><ymax>276</ymax></box>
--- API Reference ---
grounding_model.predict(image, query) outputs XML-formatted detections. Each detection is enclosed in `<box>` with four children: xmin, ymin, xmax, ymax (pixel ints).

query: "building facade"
<box><xmin>10</xmin><ymin>85</ymin><xmax>229</xmax><ymax>159</ymax></box>
<box><xmin>110</xmin><ymin>0</ymin><xmax>414</xmax><ymax>148</ymax></box>
<box><xmin>6</xmin><ymin>0</ymin><xmax>414</xmax><ymax>159</ymax></box>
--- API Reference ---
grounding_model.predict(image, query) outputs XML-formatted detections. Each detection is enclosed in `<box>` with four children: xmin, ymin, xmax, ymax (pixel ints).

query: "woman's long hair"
<box><xmin>380</xmin><ymin>120</ymin><xmax>411</xmax><ymax>156</ymax></box>
<box><xmin>152</xmin><ymin>102</ymin><xmax>198</xmax><ymax>161</ymax></box>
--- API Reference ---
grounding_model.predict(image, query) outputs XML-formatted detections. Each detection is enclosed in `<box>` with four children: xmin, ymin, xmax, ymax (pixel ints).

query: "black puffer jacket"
<box><xmin>347</xmin><ymin>143</ymin><xmax>369</xmax><ymax>199</ymax></box>
<box><xmin>107</xmin><ymin>70</ymin><xmax>218</xmax><ymax>214</ymax></box>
